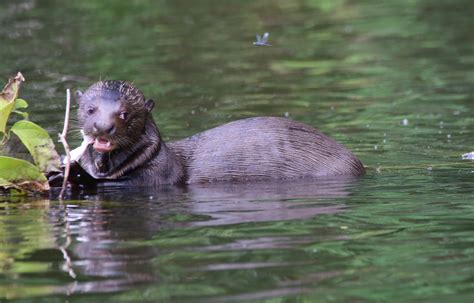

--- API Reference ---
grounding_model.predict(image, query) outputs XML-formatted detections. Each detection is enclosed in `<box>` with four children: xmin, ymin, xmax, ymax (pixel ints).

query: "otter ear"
<box><xmin>145</xmin><ymin>99</ymin><xmax>155</xmax><ymax>112</ymax></box>
<box><xmin>76</xmin><ymin>90</ymin><xmax>83</xmax><ymax>104</ymax></box>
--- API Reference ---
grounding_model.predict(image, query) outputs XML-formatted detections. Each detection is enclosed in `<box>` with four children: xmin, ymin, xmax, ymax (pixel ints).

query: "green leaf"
<box><xmin>0</xmin><ymin>156</ymin><xmax>50</xmax><ymax>194</ymax></box>
<box><xmin>12</xmin><ymin>110</ymin><xmax>29</xmax><ymax>119</ymax></box>
<box><xmin>0</xmin><ymin>156</ymin><xmax>46</xmax><ymax>182</ymax></box>
<box><xmin>10</xmin><ymin>120</ymin><xmax>61</xmax><ymax>172</ymax></box>
<box><xmin>0</xmin><ymin>101</ymin><xmax>15</xmax><ymax>135</ymax></box>
<box><xmin>0</xmin><ymin>177</ymin><xmax>12</xmax><ymax>186</ymax></box>
<box><xmin>14</xmin><ymin>98</ymin><xmax>28</xmax><ymax>110</ymax></box>
<box><xmin>12</xmin><ymin>99</ymin><xmax>29</xmax><ymax>119</ymax></box>
<box><xmin>0</xmin><ymin>73</ymin><xmax>25</xmax><ymax>134</ymax></box>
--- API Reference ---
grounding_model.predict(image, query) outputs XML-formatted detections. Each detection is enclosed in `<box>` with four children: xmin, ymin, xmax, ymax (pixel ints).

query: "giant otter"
<box><xmin>66</xmin><ymin>80</ymin><xmax>364</xmax><ymax>187</ymax></box>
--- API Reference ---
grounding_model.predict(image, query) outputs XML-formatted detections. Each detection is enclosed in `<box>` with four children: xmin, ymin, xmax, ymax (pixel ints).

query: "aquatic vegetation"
<box><xmin>0</xmin><ymin>73</ymin><xmax>60</xmax><ymax>194</ymax></box>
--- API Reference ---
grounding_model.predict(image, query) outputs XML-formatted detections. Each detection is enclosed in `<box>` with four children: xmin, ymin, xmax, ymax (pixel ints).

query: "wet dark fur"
<box><xmin>76</xmin><ymin>81</ymin><xmax>365</xmax><ymax>186</ymax></box>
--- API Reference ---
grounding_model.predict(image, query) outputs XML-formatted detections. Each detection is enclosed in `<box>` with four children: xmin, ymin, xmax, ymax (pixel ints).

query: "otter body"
<box><xmin>169</xmin><ymin>117</ymin><xmax>364</xmax><ymax>183</ymax></box>
<box><xmin>73</xmin><ymin>81</ymin><xmax>364</xmax><ymax>187</ymax></box>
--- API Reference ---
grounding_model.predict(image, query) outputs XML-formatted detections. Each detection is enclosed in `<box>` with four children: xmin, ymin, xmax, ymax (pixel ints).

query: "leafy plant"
<box><xmin>0</xmin><ymin>73</ymin><xmax>61</xmax><ymax>194</ymax></box>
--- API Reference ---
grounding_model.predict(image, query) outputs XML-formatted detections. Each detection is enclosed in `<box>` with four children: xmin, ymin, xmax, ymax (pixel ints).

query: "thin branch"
<box><xmin>59</xmin><ymin>89</ymin><xmax>71</xmax><ymax>199</ymax></box>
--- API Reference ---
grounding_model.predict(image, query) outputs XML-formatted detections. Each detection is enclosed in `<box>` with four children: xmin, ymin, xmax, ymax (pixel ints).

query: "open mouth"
<box><xmin>93</xmin><ymin>137</ymin><xmax>114</xmax><ymax>153</ymax></box>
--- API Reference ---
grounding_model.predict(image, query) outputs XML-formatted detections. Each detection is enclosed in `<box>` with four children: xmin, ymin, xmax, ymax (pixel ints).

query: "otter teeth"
<box><xmin>93</xmin><ymin>137</ymin><xmax>114</xmax><ymax>152</ymax></box>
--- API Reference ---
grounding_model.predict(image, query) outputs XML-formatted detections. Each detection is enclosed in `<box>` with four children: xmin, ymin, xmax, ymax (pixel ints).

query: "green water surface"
<box><xmin>0</xmin><ymin>0</ymin><xmax>473</xmax><ymax>302</ymax></box>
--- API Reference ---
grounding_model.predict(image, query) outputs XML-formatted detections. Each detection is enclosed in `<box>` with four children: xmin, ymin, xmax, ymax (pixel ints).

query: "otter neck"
<box><xmin>85</xmin><ymin>117</ymin><xmax>180</xmax><ymax>181</ymax></box>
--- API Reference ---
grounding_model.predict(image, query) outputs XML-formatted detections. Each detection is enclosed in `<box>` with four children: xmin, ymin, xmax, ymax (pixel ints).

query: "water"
<box><xmin>1</xmin><ymin>0</ymin><xmax>473</xmax><ymax>302</ymax></box>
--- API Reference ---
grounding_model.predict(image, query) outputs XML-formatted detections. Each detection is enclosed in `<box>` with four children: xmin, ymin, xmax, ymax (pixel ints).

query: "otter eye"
<box><xmin>119</xmin><ymin>111</ymin><xmax>128</xmax><ymax>120</ymax></box>
<box><xmin>87</xmin><ymin>107</ymin><xmax>96</xmax><ymax>115</ymax></box>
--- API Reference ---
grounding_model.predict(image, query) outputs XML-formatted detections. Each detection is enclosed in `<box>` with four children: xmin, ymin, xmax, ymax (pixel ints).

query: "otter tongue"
<box><xmin>93</xmin><ymin>138</ymin><xmax>113</xmax><ymax>153</ymax></box>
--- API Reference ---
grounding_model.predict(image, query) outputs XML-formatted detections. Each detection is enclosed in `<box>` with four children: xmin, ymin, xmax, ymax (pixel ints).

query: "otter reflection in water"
<box><xmin>50</xmin><ymin>80</ymin><xmax>364</xmax><ymax>188</ymax></box>
<box><xmin>45</xmin><ymin>177</ymin><xmax>357</xmax><ymax>295</ymax></box>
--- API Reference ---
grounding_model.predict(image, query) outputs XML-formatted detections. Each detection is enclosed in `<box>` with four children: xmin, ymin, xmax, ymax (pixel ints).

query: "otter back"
<box><xmin>169</xmin><ymin>117</ymin><xmax>365</xmax><ymax>183</ymax></box>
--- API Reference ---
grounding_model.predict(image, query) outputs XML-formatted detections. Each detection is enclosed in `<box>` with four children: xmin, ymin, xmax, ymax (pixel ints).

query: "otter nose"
<box><xmin>107</xmin><ymin>124</ymin><xmax>116</xmax><ymax>135</ymax></box>
<box><xmin>93</xmin><ymin>122</ymin><xmax>116</xmax><ymax>135</ymax></box>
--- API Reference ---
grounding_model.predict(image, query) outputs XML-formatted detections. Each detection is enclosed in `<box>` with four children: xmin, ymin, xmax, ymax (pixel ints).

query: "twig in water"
<box><xmin>59</xmin><ymin>236</ymin><xmax>77</xmax><ymax>279</ymax></box>
<box><xmin>59</xmin><ymin>89</ymin><xmax>71</xmax><ymax>199</ymax></box>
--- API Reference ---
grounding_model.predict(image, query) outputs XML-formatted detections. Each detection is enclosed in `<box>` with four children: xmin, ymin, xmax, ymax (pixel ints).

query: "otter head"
<box><xmin>77</xmin><ymin>80</ymin><xmax>155</xmax><ymax>153</ymax></box>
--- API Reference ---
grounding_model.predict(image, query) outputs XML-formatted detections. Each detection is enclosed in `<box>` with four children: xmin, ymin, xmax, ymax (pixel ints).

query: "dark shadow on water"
<box><xmin>183</xmin><ymin>178</ymin><xmax>356</xmax><ymax>226</ymax></box>
<box><xmin>40</xmin><ymin>177</ymin><xmax>360</xmax><ymax>297</ymax></box>
<box><xmin>51</xmin><ymin>176</ymin><xmax>360</xmax><ymax>227</ymax></box>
